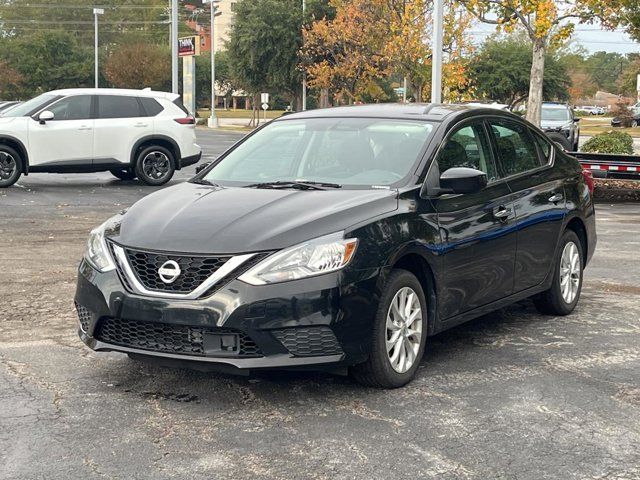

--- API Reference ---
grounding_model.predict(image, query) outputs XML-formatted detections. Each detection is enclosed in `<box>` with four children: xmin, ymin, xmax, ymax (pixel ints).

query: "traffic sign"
<box><xmin>262</xmin><ymin>102</ymin><xmax>269</xmax><ymax>110</ymax></box>
<box><xmin>260</xmin><ymin>93</ymin><xmax>269</xmax><ymax>104</ymax></box>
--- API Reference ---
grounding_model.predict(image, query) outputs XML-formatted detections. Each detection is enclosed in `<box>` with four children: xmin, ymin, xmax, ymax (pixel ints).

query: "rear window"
<box><xmin>139</xmin><ymin>97</ymin><xmax>164</xmax><ymax>116</ymax></box>
<box><xmin>97</xmin><ymin>95</ymin><xmax>143</xmax><ymax>119</ymax></box>
<box><xmin>173</xmin><ymin>97</ymin><xmax>191</xmax><ymax>115</ymax></box>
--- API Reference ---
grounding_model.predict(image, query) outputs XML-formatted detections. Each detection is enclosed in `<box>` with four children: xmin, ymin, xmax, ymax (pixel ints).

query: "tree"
<box><xmin>105</xmin><ymin>42</ymin><xmax>171</xmax><ymax>91</ymax></box>
<box><xmin>0</xmin><ymin>60</ymin><xmax>23</xmax><ymax>99</ymax></box>
<box><xmin>585</xmin><ymin>51</ymin><xmax>629</xmax><ymax>93</ymax></box>
<box><xmin>0</xmin><ymin>31</ymin><xmax>93</xmax><ymax>98</ymax></box>
<box><xmin>470</xmin><ymin>35</ymin><xmax>570</xmax><ymax>109</ymax></box>
<box><xmin>196</xmin><ymin>50</ymin><xmax>237</xmax><ymax>109</ymax></box>
<box><xmin>460</xmin><ymin>0</ymin><xmax>592</xmax><ymax>126</ymax></box>
<box><xmin>227</xmin><ymin>0</ymin><xmax>307</xmax><ymax>122</ymax></box>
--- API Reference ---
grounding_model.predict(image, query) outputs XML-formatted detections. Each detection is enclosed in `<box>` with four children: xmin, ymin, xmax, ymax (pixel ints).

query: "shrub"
<box><xmin>582</xmin><ymin>130</ymin><xmax>634</xmax><ymax>155</ymax></box>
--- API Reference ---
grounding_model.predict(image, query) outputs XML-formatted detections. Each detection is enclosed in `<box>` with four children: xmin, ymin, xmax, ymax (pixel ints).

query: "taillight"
<box><xmin>582</xmin><ymin>169</ymin><xmax>594</xmax><ymax>195</ymax></box>
<box><xmin>174</xmin><ymin>116</ymin><xmax>195</xmax><ymax>125</ymax></box>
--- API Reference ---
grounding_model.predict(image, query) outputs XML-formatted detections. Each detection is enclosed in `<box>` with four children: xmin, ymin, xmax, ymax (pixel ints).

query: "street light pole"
<box><xmin>302</xmin><ymin>0</ymin><xmax>307</xmax><ymax>111</ymax></box>
<box><xmin>206</xmin><ymin>0</ymin><xmax>221</xmax><ymax>128</ymax></box>
<box><xmin>431</xmin><ymin>0</ymin><xmax>444</xmax><ymax>104</ymax></box>
<box><xmin>93</xmin><ymin>8</ymin><xmax>104</xmax><ymax>89</ymax></box>
<box><xmin>171</xmin><ymin>0</ymin><xmax>179</xmax><ymax>94</ymax></box>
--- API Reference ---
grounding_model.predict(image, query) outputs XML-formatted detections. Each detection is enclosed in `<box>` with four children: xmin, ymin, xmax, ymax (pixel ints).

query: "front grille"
<box><xmin>122</xmin><ymin>246</ymin><xmax>230</xmax><ymax>293</ymax></box>
<box><xmin>75</xmin><ymin>303</ymin><xmax>93</xmax><ymax>333</ymax></box>
<box><xmin>272</xmin><ymin>327</ymin><xmax>343</xmax><ymax>357</ymax></box>
<box><xmin>95</xmin><ymin>317</ymin><xmax>262</xmax><ymax>357</ymax></box>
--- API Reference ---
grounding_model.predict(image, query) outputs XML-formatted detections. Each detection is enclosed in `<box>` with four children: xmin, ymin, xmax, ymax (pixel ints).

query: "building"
<box><xmin>184</xmin><ymin>0</ymin><xmax>236</xmax><ymax>53</ymax></box>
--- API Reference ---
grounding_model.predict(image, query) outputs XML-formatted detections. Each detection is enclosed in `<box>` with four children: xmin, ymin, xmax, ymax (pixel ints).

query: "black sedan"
<box><xmin>611</xmin><ymin>112</ymin><xmax>640</xmax><ymax>128</ymax></box>
<box><xmin>75</xmin><ymin>104</ymin><xmax>597</xmax><ymax>388</ymax></box>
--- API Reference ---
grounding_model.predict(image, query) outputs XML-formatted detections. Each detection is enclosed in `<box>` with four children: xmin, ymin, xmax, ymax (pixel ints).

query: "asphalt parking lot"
<box><xmin>1</xmin><ymin>129</ymin><xmax>639</xmax><ymax>480</ymax></box>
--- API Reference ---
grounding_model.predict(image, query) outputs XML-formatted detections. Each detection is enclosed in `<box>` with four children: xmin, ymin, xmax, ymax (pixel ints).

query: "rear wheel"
<box><xmin>134</xmin><ymin>145</ymin><xmax>175</xmax><ymax>186</ymax></box>
<box><xmin>351</xmin><ymin>269</ymin><xmax>428</xmax><ymax>388</ymax></box>
<box><xmin>0</xmin><ymin>145</ymin><xmax>22</xmax><ymax>188</ymax></box>
<box><xmin>534</xmin><ymin>230</ymin><xmax>583</xmax><ymax>316</ymax></box>
<box><xmin>110</xmin><ymin>168</ymin><xmax>136</xmax><ymax>181</ymax></box>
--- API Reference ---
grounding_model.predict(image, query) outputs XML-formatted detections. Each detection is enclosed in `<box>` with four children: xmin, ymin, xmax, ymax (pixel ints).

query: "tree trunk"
<box><xmin>526</xmin><ymin>39</ymin><xmax>546</xmax><ymax>127</ymax></box>
<box><xmin>320</xmin><ymin>88</ymin><xmax>330</xmax><ymax>108</ymax></box>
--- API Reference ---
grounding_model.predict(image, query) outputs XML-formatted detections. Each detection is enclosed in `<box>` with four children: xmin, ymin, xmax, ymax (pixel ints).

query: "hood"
<box><xmin>541</xmin><ymin>119</ymin><xmax>572</xmax><ymax>130</ymax></box>
<box><xmin>112</xmin><ymin>182</ymin><xmax>398</xmax><ymax>254</ymax></box>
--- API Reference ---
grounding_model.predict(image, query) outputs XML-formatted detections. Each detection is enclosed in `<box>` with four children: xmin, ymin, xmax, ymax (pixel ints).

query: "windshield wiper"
<box><xmin>244</xmin><ymin>180</ymin><xmax>342</xmax><ymax>190</ymax></box>
<box><xmin>191</xmin><ymin>178</ymin><xmax>221</xmax><ymax>187</ymax></box>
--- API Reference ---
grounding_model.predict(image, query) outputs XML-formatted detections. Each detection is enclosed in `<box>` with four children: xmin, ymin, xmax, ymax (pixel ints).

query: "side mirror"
<box><xmin>38</xmin><ymin>110</ymin><xmax>54</xmax><ymax>124</ymax></box>
<box><xmin>439</xmin><ymin>167</ymin><xmax>487</xmax><ymax>195</ymax></box>
<box><xmin>195</xmin><ymin>162</ymin><xmax>211</xmax><ymax>174</ymax></box>
<box><xmin>574</xmin><ymin>118</ymin><xmax>581</xmax><ymax>123</ymax></box>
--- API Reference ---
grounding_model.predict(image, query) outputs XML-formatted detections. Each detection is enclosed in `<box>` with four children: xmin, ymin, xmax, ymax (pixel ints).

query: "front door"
<box><xmin>488</xmin><ymin>120</ymin><xmax>566</xmax><ymax>292</ymax></box>
<box><xmin>28</xmin><ymin>95</ymin><xmax>94</xmax><ymax>167</ymax></box>
<box><xmin>432</xmin><ymin>121</ymin><xmax>517</xmax><ymax>320</ymax></box>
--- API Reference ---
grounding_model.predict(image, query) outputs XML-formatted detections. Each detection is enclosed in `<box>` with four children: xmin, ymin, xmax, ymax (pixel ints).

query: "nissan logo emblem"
<box><xmin>158</xmin><ymin>260</ymin><xmax>181</xmax><ymax>284</ymax></box>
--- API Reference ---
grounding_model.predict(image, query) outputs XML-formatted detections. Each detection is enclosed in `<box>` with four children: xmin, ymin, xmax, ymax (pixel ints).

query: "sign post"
<box><xmin>260</xmin><ymin>93</ymin><xmax>269</xmax><ymax>125</ymax></box>
<box><xmin>179</xmin><ymin>36</ymin><xmax>201</xmax><ymax>116</ymax></box>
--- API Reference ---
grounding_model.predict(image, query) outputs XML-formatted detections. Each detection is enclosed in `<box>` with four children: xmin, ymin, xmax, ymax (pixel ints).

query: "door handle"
<box><xmin>78</xmin><ymin>126</ymin><xmax>92</xmax><ymax>131</ymax></box>
<box><xmin>134</xmin><ymin>123</ymin><xmax>149</xmax><ymax>128</ymax></box>
<box><xmin>548</xmin><ymin>193</ymin><xmax>564</xmax><ymax>203</ymax></box>
<box><xmin>493</xmin><ymin>206</ymin><xmax>512</xmax><ymax>221</ymax></box>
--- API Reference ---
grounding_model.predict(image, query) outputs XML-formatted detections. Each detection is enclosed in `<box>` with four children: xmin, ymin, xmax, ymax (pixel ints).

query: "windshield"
<box><xmin>201</xmin><ymin>117</ymin><xmax>435</xmax><ymax>188</ymax></box>
<box><xmin>1</xmin><ymin>94</ymin><xmax>57</xmax><ymax>117</ymax></box>
<box><xmin>541</xmin><ymin>107</ymin><xmax>571</xmax><ymax>122</ymax></box>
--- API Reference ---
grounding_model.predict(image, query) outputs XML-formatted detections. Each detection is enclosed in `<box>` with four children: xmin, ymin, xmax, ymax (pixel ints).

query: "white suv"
<box><xmin>0</xmin><ymin>88</ymin><xmax>201</xmax><ymax>187</ymax></box>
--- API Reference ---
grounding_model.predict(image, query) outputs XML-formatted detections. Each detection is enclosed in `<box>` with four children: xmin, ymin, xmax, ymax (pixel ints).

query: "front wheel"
<box><xmin>534</xmin><ymin>230</ymin><xmax>583</xmax><ymax>316</ymax></box>
<box><xmin>351</xmin><ymin>269</ymin><xmax>428</xmax><ymax>388</ymax></box>
<box><xmin>632</xmin><ymin>120</ymin><xmax>638</xmax><ymax>128</ymax></box>
<box><xmin>134</xmin><ymin>146</ymin><xmax>175</xmax><ymax>186</ymax></box>
<box><xmin>0</xmin><ymin>145</ymin><xmax>23</xmax><ymax>188</ymax></box>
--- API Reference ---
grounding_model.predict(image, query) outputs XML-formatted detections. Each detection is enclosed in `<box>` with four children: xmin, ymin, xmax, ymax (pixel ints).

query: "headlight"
<box><xmin>84</xmin><ymin>214</ymin><xmax>123</xmax><ymax>272</ymax></box>
<box><xmin>238</xmin><ymin>232</ymin><xmax>358</xmax><ymax>285</ymax></box>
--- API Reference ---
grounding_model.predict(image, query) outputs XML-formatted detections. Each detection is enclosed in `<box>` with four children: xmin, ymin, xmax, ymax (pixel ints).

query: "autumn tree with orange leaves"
<box><xmin>302</xmin><ymin>0</ymin><xmax>476</xmax><ymax>105</ymax></box>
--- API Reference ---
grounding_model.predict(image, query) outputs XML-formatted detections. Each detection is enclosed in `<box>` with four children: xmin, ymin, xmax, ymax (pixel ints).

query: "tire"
<box><xmin>546</xmin><ymin>132</ymin><xmax>572</xmax><ymax>151</ymax></box>
<box><xmin>632</xmin><ymin>120</ymin><xmax>638</xmax><ymax>128</ymax></box>
<box><xmin>351</xmin><ymin>269</ymin><xmax>428</xmax><ymax>388</ymax></box>
<box><xmin>110</xmin><ymin>168</ymin><xmax>136</xmax><ymax>181</ymax></box>
<box><xmin>0</xmin><ymin>144</ymin><xmax>23</xmax><ymax>188</ymax></box>
<box><xmin>134</xmin><ymin>145</ymin><xmax>175</xmax><ymax>186</ymax></box>
<box><xmin>534</xmin><ymin>230</ymin><xmax>583</xmax><ymax>316</ymax></box>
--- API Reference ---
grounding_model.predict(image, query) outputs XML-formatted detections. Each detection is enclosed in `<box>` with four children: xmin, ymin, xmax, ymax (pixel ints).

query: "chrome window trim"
<box><xmin>111</xmin><ymin>244</ymin><xmax>255</xmax><ymax>300</ymax></box>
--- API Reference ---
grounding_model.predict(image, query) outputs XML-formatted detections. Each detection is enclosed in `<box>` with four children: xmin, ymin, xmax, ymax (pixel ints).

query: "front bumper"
<box><xmin>75</xmin><ymin>259</ymin><xmax>380</xmax><ymax>373</ymax></box>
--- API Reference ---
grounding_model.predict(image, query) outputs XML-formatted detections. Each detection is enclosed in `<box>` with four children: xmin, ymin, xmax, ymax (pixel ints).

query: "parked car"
<box><xmin>75</xmin><ymin>104</ymin><xmax>596</xmax><ymax>388</ymax></box>
<box><xmin>0</xmin><ymin>101</ymin><xmax>22</xmax><ymax>115</ymax></box>
<box><xmin>0</xmin><ymin>88</ymin><xmax>201</xmax><ymax>188</ymax></box>
<box><xmin>541</xmin><ymin>102</ymin><xmax>580</xmax><ymax>151</ymax></box>
<box><xmin>574</xmin><ymin>105</ymin><xmax>605</xmax><ymax>115</ymax></box>
<box><xmin>611</xmin><ymin>111</ymin><xmax>640</xmax><ymax>128</ymax></box>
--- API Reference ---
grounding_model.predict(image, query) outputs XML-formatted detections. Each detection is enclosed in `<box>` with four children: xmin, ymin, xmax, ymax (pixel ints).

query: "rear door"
<box><xmin>93</xmin><ymin>95</ymin><xmax>150</xmax><ymax>165</ymax></box>
<box><xmin>27</xmin><ymin>94</ymin><xmax>94</xmax><ymax>167</ymax></box>
<box><xmin>488</xmin><ymin>119</ymin><xmax>566</xmax><ymax>292</ymax></box>
<box><xmin>433</xmin><ymin>120</ymin><xmax>517</xmax><ymax>320</ymax></box>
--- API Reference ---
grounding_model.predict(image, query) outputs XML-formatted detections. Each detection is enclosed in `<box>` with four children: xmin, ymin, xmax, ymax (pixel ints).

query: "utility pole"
<box><xmin>205</xmin><ymin>0</ymin><xmax>221</xmax><ymax>128</ymax></box>
<box><xmin>93</xmin><ymin>8</ymin><xmax>104</xmax><ymax>89</ymax></box>
<box><xmin>171</xmin><ymin>0</ymin><xmax>179</xmax><ymax>94</ymax></box>
<box><xmin>431</xmin><ymin>0</ymin><xmax>444</xmax><ymax>104</ymax></box>
<box><xmin>302</xmin><ymin>0</ymin><xmax>307</xmax><ymax>111</ymax></box>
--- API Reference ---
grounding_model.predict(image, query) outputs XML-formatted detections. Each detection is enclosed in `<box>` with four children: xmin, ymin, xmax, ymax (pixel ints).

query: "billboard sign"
<box><xmin>178</xmin><ymin>36</ymin><xmax>200</xmax><ymax>57</ymax></box>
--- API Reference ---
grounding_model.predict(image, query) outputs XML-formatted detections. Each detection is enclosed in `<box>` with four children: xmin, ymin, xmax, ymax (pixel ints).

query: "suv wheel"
<box><xmin>546</xmin><ymin>132</ymin><xmax>572</xmax><ymax>151</ymax></box>
<box><xmin>534</xmin><ymin>230</ymin><xmax>583</xmax><ymax>316</ymax></box>
<box><xmin>0</xmin><ymin>145</ymin><xmax>23</xmax><ymax>188</ymax></box>
<box><xmin>134</xmin><ymin>146</ymin><xmax>175</xmax><ymax>186</ymax></box>
<box><xmin>351</xmin><ymin>269</ymin><xmax>428</xmax><ymax>388</ymax></box>
<box><xmin>632</xmin><ymin>120</ymin><xmax>638</xmax><ymax>128</ymax></box>
<box><xmin>110</xmin><ymin>168</ymin><xmax>137</xmax><ymax>181</ymax></box>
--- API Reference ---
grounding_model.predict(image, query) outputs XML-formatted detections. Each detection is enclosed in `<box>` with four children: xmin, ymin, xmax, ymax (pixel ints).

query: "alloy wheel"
<box><xmin>559</xmin><ymin>241</ymin><xmax>581</xmax><ymax>304</ymax></box>
<box><xmin>386</xmin><ymin>286</ymin><xmax>423</xmax><ymax>374</ymax></box>
<box><xmin>0</xmin><ymin>152</ymin><xmax>16</xmax><ymax>180</ymax></box>
<box><xmin>142</xmin><ymin>151</ymin><xmax>170</xmax><ymax>180</ymax></box>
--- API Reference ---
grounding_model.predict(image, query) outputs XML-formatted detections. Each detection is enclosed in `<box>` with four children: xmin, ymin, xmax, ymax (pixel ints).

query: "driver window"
<box><xmin>47</xmin><ymin>95</ymin><xmax>92</xmax><ymax>121</ymax></box>
<box><xmin>437</xmin><ymin>123</ymin><xmax>499</xmax><ymax>182</ymax></box>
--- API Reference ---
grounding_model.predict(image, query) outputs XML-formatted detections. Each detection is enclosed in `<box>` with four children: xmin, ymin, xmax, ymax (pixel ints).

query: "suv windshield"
<box><xmin>201</xmin><ymin>117</ymin><xmax>434</xmax><ymax>188</ymax></box>
<box><xmin>1</xmin><ymin>93</ymin><xmax>57</xmax><ymax>117</ymax></box>
<box><xmin>541</xmin><ymin>107</ymin><xmax>571</xmax><ymax>122</ymax></box>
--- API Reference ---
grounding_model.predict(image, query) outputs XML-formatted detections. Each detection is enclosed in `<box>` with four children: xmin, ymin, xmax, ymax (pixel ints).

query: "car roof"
<box><xmin>279</xmin><ymin>103</ymin><xmax>518</xmax><ymax>123</ymax></box>
<box><xmin>542</xmin><ymin>102</ymin><xmax>570</xmax><ymax>109</ymax></box>
<box><xmin>45</xmin><ymin>88</ymin><xmax>179</xmax><ymax>100</ymax></box>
